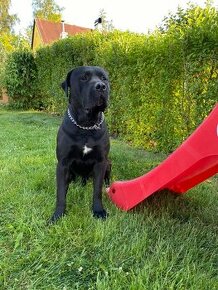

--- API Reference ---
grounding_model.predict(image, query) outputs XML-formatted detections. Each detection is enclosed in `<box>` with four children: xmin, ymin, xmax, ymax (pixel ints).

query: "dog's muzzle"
<box><xmin>95</xmin><ymin>81</ymin><xmax>107</xmax><ymax>92</ymax></box>
<box><xmin>84</xmin><ymin>82</ymin><xmax>109</xmax><ymax>113</ymax></box>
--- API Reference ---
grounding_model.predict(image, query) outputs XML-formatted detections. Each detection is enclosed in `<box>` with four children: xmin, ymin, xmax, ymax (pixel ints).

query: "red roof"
<box><xmin>33</xmin><ymin>18</ymin><xmax>91</xmax><ymax>46</ymax></box>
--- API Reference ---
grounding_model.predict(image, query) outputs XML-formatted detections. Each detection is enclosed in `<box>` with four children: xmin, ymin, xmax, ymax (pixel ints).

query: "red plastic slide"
<box><xmin>108</xmin><ymin>104</ymin><xmax>218</xmax><ymax>211</ymax></box>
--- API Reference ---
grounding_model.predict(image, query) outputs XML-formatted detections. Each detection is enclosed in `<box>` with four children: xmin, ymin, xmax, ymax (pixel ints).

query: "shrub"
<box><xmin>5</xmin><ymin>50</ymin><xmax>40</xmax><ymax>109</ymax></box>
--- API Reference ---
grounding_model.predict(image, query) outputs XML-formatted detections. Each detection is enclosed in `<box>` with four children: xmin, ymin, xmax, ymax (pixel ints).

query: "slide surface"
<box><xmin>108</xmin><ymin>104</ymin><xmax>218</xmax><ymax>211</ymax></box>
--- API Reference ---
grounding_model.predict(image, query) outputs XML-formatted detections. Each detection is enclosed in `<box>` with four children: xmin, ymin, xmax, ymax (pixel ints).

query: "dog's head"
<box><xmin>61</xmin><ymin>66</ymin><xmax>110</xmax><ymax>114</ymax></box>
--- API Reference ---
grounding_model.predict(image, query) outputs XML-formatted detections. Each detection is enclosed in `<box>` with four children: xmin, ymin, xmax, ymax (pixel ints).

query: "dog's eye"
<box><xmin>101</xmin><ymin>75</ymin><xmax>107</xmax><ymax>81</ymax></box>
<box><xmin>81</xmin><ymin>74</ymin><xmax>89</xmax><ymax>81</ymax></box>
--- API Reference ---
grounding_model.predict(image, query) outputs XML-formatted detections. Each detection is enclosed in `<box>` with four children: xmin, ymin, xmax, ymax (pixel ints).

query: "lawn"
<box><xmin>0</xmin><ymin>107</ymin><xmax>217</xmax><ymax>289</ymax></box>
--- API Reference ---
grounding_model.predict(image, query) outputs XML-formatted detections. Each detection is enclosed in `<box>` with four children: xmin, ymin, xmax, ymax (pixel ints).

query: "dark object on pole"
<box><xmin>94</xmin><ymin>17</ymin><xmax>102</xmax><ymax>28</ymax></box>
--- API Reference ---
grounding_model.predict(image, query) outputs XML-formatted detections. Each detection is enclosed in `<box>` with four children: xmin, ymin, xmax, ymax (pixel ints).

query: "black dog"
<box><xmin>50</xmin><ymin>66</ymin><xmax>111</xmax><ymax>222</ymax></box>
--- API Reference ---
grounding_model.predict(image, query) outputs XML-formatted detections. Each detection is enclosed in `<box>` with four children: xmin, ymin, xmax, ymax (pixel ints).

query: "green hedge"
<box><xmin>5</xmin><ymin>4</ymin><xmax>218</xmax><ymax>152</ymax></box>
<box><xmin>4</xmin><ymin>50</ymin><xmax>41</xmax><ymax>109</ymax></box>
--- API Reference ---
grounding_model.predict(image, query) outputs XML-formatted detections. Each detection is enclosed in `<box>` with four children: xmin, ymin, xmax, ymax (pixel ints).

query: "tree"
<box><xmin>32</xmin><ymin>0</ymin><xmax>63</xmax><ymax>22</ymax></box>
<box><xmin>158</xmin><ymin>0</ymin><xmax>217</xmax><ymax>34</ymax></box>
<box><xmin>0</xmin><ymin>0</ymin><xmax>20</xmax><ymax>92</ymax></box>
<box><xmin>0</xmin><ymin>0</ymin><xmax>18</xmax><ymax>33</ymax></box>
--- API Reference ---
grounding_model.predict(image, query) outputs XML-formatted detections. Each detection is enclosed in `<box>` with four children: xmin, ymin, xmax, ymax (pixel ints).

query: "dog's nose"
<box><xmin>95</xmin><ymin>82</ymin><xmax>106</xmax><ymax>91</ymax></box>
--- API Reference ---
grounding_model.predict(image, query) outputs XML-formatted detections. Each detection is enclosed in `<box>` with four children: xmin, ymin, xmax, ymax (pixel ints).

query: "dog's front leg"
<box><xmin>92</xmin><ymin>162</ymin><xmax>108</xmax><ymax>219</ymax></box>
<box><xmin>50</xmin><ymin>163</ymin><xmax>69</xmax><ymax>223</ymax></box>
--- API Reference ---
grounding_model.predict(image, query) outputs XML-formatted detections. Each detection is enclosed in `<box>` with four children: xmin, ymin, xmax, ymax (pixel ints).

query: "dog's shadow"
<box><xmin>131</xmin><ymin>189</ymin><xmax>215</xmax><ymax>227</ymax></box>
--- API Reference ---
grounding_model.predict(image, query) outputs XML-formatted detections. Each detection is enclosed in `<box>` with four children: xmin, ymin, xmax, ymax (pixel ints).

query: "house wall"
<box><xmin>32</xmin><ymin>25</ymin><xmax>43</xmax><ymax>51</ymax></box>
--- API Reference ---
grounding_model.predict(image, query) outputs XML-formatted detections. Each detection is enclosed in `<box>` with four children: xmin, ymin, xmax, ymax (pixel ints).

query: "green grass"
<box><xmin>0</xmin><ymin>107</ymin><xmax>217</xmax><ymax>290</ymax></box>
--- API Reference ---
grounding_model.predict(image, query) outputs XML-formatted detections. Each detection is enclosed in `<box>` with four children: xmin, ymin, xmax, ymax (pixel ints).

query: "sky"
<box><xmin>10</xmin><ymin>0</ymin><xmax>218</xmax><ymax>34</ymax></box>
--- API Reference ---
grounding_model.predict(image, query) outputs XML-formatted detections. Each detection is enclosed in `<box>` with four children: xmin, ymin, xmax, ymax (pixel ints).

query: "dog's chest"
<box><xmin>78</xmin><ymin>141</ymin><xmax>98</xmax><ymax>160</ymax></box>
<box><xmin>82</xmin><ymin>144</ymin><xmax>93</xmax><ymax>155</ymax></box>
<box><xmin>68</xmin><ymin>142</ymin><xmax>103</xmax><ymax>177</ymax></box>
<box><xmin>69</xmin><ymin>141</ymin><xmax>103</xmax><ymax>165</ymax></box>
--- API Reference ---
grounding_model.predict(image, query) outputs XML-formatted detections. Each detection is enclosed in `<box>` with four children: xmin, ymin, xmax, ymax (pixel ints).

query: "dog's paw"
<box><xmin>93</xmin><ymin>209</ymin><xmax>108</xmax><ymax>219</ymax></box>
<box><xmin>48</xmin><ymin>211</ymin><xmax>65</xmax><ymax>225</ymax></box>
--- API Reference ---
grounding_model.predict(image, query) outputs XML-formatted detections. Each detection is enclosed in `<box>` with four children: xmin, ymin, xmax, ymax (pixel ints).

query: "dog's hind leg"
<box><xmin>81</xmin><ymin>177</ymin><xmax>88</xmax><ymax>186</ymax></box>
<box><xmin>104</xmin><ymin>160</ymin><xmax>111</xmax><ymax>187</ymax></box>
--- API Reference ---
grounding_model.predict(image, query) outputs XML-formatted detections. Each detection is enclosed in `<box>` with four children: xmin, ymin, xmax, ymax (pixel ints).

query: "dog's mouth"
<box><xmin>84</xmin><ymin>96</ymin><xmax>107</xmax><ymax>114</ymax></box>
<box><xmin>97</xmin><ymin>97</ymin><xmax>104</xmax><ymax>107</ymax></box>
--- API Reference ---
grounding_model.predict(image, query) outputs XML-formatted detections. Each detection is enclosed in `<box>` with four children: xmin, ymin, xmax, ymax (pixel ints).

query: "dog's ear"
<box><xmin>61</xmin><ymin>70</ymin><xmax>73</xmax><ymax>98</ymax></box>
<box><xmin>61</xmin><ymin>80</ymin><xmax>68</xmax><ymax>97</ymax></box>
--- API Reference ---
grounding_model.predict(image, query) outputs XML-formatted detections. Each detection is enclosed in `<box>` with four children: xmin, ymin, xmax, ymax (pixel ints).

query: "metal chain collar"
<box><xmin>67</xmin><ymin>108</ymin><xmax>104</xmax><ymax>130</ymax></box>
